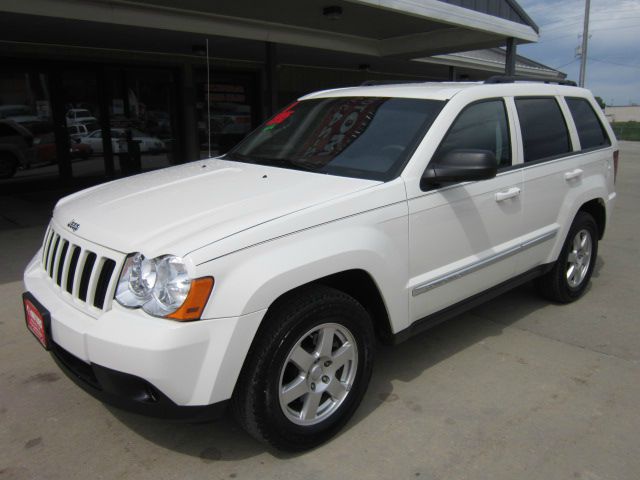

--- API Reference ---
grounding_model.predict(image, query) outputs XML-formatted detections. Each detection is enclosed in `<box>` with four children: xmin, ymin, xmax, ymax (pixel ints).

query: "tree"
<box><xmin>594</xmin><ymin>96</ymin><xmax>606</xmax><ymax>109</ymax></box>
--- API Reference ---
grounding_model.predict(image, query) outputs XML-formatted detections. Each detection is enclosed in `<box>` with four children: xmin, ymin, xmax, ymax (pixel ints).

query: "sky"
<box><xmin>517</xmin><ymin>0</ymin><xmax>640</xmax><ymax>105</ymax></box>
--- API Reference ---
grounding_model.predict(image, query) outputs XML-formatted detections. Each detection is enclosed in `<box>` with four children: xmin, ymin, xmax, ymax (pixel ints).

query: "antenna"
<box><xmin>206</xmin><ymin>38</ymin><xmax>211</xmax><ymax>158</ymax></box>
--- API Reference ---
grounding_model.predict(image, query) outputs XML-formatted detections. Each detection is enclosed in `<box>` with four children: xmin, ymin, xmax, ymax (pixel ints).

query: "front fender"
<box><xmin>194</xmin><ymin>200</ymin><xmax>409</xmax><ymax>334</ymax></box>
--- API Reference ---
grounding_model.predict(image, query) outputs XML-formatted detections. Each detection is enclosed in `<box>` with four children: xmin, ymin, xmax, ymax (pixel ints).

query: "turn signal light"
<box><xmin>166</xmin><ymin>277</ymin><xmax>214</xmax><ymax>321</ymax></box>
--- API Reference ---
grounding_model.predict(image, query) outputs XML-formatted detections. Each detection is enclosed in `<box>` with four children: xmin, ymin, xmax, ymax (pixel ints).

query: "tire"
<box><xmin>0</xmin><ymin>153</ymin><xmax>18</xmax><ymax>179</ymax></box>
<box><xmin>232</xmin><ymin>285</ymin><xmax>375</xmax><ymax>451</ymax></box>
<box><xmin>536</xmin><ymin>211</ymin><xmax>599</xmax><ymax>303</ymax></box>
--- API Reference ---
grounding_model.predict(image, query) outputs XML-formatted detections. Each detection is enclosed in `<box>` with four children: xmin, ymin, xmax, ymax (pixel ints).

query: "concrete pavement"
<box><xmin>1</xmin><ymin>142</ymin><xmax>639</xmax><ymax>480</ymax></box>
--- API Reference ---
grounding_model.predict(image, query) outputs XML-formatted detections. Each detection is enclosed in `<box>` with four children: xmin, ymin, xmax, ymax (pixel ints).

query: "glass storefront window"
<box><xmin>59</xmin><ymin>69</ymin><xmax>107</xmax><ymax>179</ymax></box>
<box><xmin>1</xmin><ymin>62</ymin><xmax>215</xmax><ymax>192</ymax></box>
<box><xmin>0</xmin><ymin>70</ymin><xmax>57</xmax><ymax>184</ymax></box>
<box><xmin>3</xmin><ymin>65</ymin><xmax>182</xmax><ymax>189</ymax></box>
<box><xmin>196</xmin><ymin>71</ymin><xmax>259</xmax><ymax>158</ymax></box>
<box><xmin>108</xmin><ymin>68</ymin><xmax>176</xmax><ymax>173</ymax></box>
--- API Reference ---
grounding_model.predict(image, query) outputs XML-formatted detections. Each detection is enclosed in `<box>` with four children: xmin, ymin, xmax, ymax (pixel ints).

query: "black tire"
<box><xmin>0</xmin><ymin>153</ymin><xmax>18</xmax><ymax>179</ymax></box>
<box><xmin>536</xmin><ymin>211</ymin><xmax>599</xmax><ymax>303</ymax></box>
<box><xmin>232</xmin><ymin>285</ymin><xmax>375</xmax><ymax>451</ymax></box>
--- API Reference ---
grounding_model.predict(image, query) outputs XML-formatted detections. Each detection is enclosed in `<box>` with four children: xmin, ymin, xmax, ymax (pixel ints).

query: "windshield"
<box><xmin>76</xmin><ymin>110</ymin><xmax>92</xmax><ymax>118</ymax></box>
<box><xmin>227</xmin><ymin>96</ymin><xmax>444</xmax><ymax>181</ymax></box>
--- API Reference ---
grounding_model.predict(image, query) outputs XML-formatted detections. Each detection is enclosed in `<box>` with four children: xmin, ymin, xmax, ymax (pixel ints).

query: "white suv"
<box><xmin>23</xmin><ymin>79</ymin><xmax>618</xmax><ymax>451</ymax></box>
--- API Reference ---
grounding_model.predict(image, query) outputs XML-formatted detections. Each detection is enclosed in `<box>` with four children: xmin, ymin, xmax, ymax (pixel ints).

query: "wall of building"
<box><xmin>605</xmin><ymin>106</ymin><xmax>640</xmax><ymax>123</ymax></box>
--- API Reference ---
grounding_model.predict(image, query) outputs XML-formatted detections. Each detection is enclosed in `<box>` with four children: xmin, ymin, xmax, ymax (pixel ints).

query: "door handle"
<box><xmin>495</xmin><ymin>187</ymin><xmax>521</xmax><ymax>202</ymax></box>
<box><xmin>564</xmin><ymin>168</ymin><xmax>583</xmax><ymax>181</ymax></box>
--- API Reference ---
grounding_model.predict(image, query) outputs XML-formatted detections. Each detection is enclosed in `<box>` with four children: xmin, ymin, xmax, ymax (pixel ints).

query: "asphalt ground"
<box><xmin>1</xmin><ymin>142</ymin><xmax>639</xmax><ymax>480</ymax></box>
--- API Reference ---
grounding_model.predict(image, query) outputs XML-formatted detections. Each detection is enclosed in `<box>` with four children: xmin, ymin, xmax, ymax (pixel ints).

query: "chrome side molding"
<box><xmin>411</xmin><ymin>229</ymin><xmax>559</xmax><ymax>297</ymax></box>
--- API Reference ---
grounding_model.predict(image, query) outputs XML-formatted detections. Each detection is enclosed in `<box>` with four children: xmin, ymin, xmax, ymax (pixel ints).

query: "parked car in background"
<box><xmin>0</xmin><ymin>119</ymin><xmax>35</xmax><ymax>178</ymax></box>
<box><xmin>0</xmin><ymin>105</ymin><xmax>43</xmax><ymax>128</ymax></box>
<box><xmin>0</xmin><ymin>104</ymin><xmax>33</xmax><ymax>120</ymax></box>
<box><xmin>71</xmin><ymin>142</ymin><xmax>92</xmax><ymax>160</ymax></box>
<box><xmin>66</xmin><ymin>109</ymin><xmax>98</xmax><ymax>126</ymax></box>
<box><xmin>68</xmin><ymin>123</ymin><xmax>97</xmax><ymax>141</ymax></box>
<box><xmin>33</xmin><ymin>132</ymin><xmax>57</xmax><ymax>164</ymax></box>
<box><xmin>8</xmin><ymin>114</ymin><xmax>42</xmax><ymax>126</ymax></box>
<box><xmin>79</xmin><ymin>128</ymin><xmax>166</xmax><ymax>154</ymax></box>
<box><xmin>34</xmin><ymin>133</ymin><xmax>93</xmax><ymax>164</ymax></box>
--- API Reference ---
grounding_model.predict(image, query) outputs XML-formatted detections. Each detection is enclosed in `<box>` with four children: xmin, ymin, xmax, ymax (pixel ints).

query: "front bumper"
<box><xmin>23</xmin><ymin>254</ymin><xmax>266</xmax><ymax>411</ymax></box>
<box><xmin>50</xmin><ymin>339</ymin><xmax>228</xmax><ymax>421</ymax></box>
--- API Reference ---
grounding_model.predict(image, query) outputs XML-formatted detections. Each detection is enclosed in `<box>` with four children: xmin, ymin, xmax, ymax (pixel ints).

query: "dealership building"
<box><xmin>0</xmin><ymin>0</ymin><xmax>563</xmax><ymax>189</ymax></box>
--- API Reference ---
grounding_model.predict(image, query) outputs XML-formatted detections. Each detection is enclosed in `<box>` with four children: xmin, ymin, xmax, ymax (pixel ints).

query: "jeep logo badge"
<box><xmin>67</xmin><ymin>220</ymin><xmax>80</xmax><ymax>232</ymax></box>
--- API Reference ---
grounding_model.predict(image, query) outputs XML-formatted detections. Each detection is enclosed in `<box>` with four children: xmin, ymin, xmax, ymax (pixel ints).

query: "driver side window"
<box><xmin>437</xmin><ymin>100</ymin><xmax>511</xmax><ymax>168</ymax></box>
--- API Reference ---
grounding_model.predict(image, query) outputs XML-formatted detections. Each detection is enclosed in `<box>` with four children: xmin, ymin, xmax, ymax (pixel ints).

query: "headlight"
<box><xmin>115</xmin><ymin>253</ymin><xmax>213</xmax><ymax>321</ymax></box>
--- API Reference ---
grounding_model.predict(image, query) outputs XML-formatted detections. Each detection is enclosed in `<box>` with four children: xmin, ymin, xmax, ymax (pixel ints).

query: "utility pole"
<box><xmin>578</xmin><ymin>0</ymin><xmax>591</xmax><ymax>87</ymax></box>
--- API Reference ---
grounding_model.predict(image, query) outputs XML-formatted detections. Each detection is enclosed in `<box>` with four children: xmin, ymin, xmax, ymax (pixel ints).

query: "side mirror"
<box><xmin>421</xmin><ymin>149</ymin><xmax>498</xmax><ymax>187</ymax></box>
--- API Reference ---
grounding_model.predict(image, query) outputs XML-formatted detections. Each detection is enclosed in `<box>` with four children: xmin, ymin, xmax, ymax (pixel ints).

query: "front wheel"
<box><xmin>536</xmin><ymin>211</ymin><xmax>599</xmax><ymax>303</ymax></box>
<box><xmin>232</xmin><ymin>285</ymin><xmax>375</xmax><ymax>451</ymax></box>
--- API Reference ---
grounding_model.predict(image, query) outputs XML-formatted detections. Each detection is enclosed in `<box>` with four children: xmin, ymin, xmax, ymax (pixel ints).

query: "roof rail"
<box><xmin>484</xmin><ymin>75</ymin><xmax>578</xmax><ymax>87</ymax></box>
<box><xmin>360</xmin><ymin>80</ymin><xmax>427</xmax><ymax>86</ymax></box>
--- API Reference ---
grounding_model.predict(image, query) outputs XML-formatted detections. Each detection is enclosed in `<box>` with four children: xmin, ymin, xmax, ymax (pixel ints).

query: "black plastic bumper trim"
<box><xmin>49</xmin><ymin>340</ymin><xmax>228</xmax><ymax>422</ymax></box>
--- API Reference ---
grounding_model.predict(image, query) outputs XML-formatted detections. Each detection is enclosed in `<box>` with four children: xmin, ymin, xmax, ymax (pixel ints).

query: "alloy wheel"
<box><xmin>278</xmin><ymin>322</ymin><xmax>358</xmax><ymax>426</ymax></box>
<box><xmin>566</xmin><ymin>228</ymin><xmax>592</xmax><ymax>288</ymax></box>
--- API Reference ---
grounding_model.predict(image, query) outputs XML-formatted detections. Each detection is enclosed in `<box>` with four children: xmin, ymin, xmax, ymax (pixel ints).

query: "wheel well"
<box><xmin>267</xmin><ymin>270</ymin><xmax>394</xmax><ymax>345</ymax></box>
<box><xmin>579</xmin><ymin>198</ymin><xmax>606</xmax><ymax>239</ymax></box>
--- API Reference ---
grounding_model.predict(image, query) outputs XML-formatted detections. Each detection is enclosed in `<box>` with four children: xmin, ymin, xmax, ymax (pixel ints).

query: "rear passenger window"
<box><xmin>566</xmin><ymin>97</ymin><xmax>610</xmax><ymax>150</ymax></box>
<box><xmin>515</xmin><ymin>97</ymin><xmax>571</xmax><ymax>162</ymax></box>
<box><xmin>436</xmin><ymin>100</ymin><xmax>511</xmax><ymax>167</ymax></box>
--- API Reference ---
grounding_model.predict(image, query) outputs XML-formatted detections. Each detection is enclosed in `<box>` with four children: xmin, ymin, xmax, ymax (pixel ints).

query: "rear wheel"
<box><xmin>0</xmin><ymin>153</ymin><xmax>18</xmax><ymax>179</ymax></box>
<box><xmin>536</xmin><ymin>211</ymin><xmax>598</xmax><ymax>303</ymax></box>
<box><xmin>232</xmin><ymin>285</ymin><xmax>374</xmax><ymax>451</ymax></box>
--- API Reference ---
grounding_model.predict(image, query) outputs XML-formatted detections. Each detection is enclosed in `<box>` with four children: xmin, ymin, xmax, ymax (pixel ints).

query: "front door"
<box><xmin>408</xmin><ymin>99</ymin><xmax>524</xmax><ymax>322</ymax></box>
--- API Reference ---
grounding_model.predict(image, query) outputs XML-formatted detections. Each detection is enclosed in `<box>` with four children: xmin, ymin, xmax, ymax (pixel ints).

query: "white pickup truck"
<box><xmin>23</xmin><ymin>79</ymin><xmax>617</xmax><ymax>451</ymax></box>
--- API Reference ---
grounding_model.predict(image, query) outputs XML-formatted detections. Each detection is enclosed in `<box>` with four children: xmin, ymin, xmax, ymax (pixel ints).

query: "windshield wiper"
<box><xmin>224</xmin><ymin>153</ymin><xmax>322</xmax><ymax>173</ymax></box>
<box><xmin>222</xmin><ymin>152</ymin><xmax>253</xmax><ymax>163</ymax></box>
<box><xmin>284</xmin><ymin>158</ymin><xmax>323</xmax><ymax>173</ymax></box>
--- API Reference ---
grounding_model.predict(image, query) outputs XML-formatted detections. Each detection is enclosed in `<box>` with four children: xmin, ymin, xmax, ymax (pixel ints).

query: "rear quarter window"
<box><xmin>566</xmin><ymin>97</ymin><xmax>611</xmax><ymax>150</ymax></box>
<box><xmin>515</xmin><ymin>97</ymin><xmax>571</xmax><ymax>163</ymax></box>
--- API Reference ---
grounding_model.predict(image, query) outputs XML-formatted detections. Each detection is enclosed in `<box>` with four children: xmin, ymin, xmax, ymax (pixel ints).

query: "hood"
<box><xmin>53</xmin><ymin>159</ymin><xmax>378</xmax><ymax>257</ymax></box>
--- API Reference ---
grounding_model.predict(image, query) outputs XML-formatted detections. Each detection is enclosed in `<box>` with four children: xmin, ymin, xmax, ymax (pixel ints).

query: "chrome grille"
<box><xmin>41</xmin><ymin>225</ymin><xmax>120</xmax><ymax>313</ymax></box>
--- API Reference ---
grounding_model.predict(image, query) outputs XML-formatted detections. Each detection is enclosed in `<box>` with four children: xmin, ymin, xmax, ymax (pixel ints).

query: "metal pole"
<box><xmin>505</xmin><ymin>37</ymin><xmax>517</xmax><ymax>76</ymax></box>
<box><xmin>578</xmin><ymin>0</ymin><xmax>591</xmax><ymax>87</ymax></box>
<box><xmin>265</xmin><ymin>42</ymin><xmax>278</xmax><ymax>117</ymax></box>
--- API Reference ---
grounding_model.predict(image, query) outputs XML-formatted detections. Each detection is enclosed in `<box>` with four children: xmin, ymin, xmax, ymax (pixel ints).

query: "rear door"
<box><xmin>407</xmin><ymin>98</ymin><xmax>524</xmax><ymax>322</ymax></box>
<box><xmin>514</xmin><ymin>95</ymin><xmax>585</xmax><ymax>272</ymax></box>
